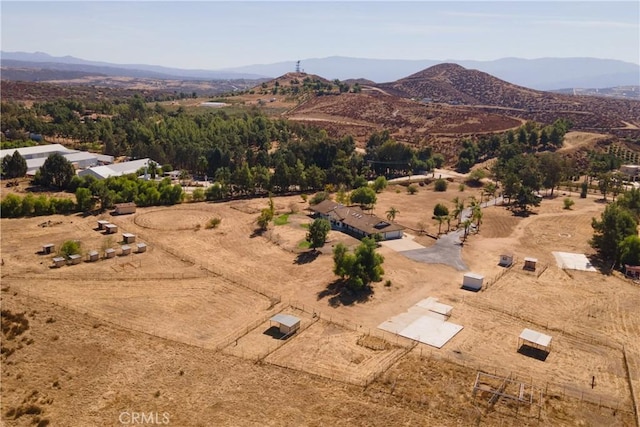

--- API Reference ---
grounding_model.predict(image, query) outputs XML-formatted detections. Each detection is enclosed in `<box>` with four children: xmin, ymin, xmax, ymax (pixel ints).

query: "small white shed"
<box><xmin>105</xmin><ymin>248</ymin><xmax>116</xmax><ymax>259</ymax></box>
<box><xmin>270</xmin><ymin>314</ymin><xmax>301</xmax><ymax>337</ymax></box>
<box><xmin>499</xmin><ymin>253</ymin><xmax>514</xmax><ymax>267</ymax></box>
<box><xmin>42</xmin><ymin>243</ymin><xmax>55</xmax><ymax>254</ymax></box>
<box><xmin>122</xmin><ymin>233</ymin><xmax>136</xmax><ymax>244</ymax></box>
<box><xmin>136</xmin><ymin>242</ymin><xmax>147</xmax><ymax>253</ymax></box>
<box><xmin>68</xmin><ymin>254</ymin><xmax>82</xmax><ymax>265</ymax></box>
<box><xmin>121</xmin><ymin>245</ymin><xmax>131</xmax><ymax>256</ymax></box>
<box><xmin>97</xmin><ymin>220</ymin><xmax>110</xmax><ymax>230</ymax></box>
<box><xmin>105</xmin><ymin>224</ymin><xmax>118</xmax><ymax>234</ymax></box>
<box><xmin>87</xmin><ymin>250</ymin><xmax>99</xmax><ymax>262</ymax></box>
<box><xmin>52</xmin><ymin>256</ymin><xmax>66</xmax><ymax>268</ymax></box>
<box><xmin>462</xmin><ymin>273</ymin><xmax>484</xmax><ymax>292</ymax></box>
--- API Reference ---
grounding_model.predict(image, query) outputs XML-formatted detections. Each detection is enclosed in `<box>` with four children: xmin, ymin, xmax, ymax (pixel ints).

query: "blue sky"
<box><xmin>2</xmin><ymin>1</ymin><xmax>638</xmax><ymax>69</ymax></box>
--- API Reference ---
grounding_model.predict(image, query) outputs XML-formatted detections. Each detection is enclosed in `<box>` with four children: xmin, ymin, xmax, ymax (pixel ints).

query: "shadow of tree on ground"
<box><xmin>317</xmin><ymin>279</ymin><xmax>373</xmax><ymax>307</ymax></box>
<box><xmin>293</xmin><ymin>250</ymin><xmax>319</xmax><ymax>265</ymax></box>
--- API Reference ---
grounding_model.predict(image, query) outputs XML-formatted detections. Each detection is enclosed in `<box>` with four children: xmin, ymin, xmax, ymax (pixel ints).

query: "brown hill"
<box><xmin>376</xmin><ymin>63</ymin><xmax>640</xmax><ymax>132</ymax></box>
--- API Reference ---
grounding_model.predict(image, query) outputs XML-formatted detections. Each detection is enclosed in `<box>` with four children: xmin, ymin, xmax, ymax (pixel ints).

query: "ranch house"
<box><xmin>310</xmin><ymin>200</ymin><xmax>404</xmax><ymax>241</ymax></box>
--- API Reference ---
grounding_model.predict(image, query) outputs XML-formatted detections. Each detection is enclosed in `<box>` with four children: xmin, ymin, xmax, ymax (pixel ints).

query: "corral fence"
<box><xmin>415</xmin><ymin>346</ymin><xmax>634</xmax><ymax>416</ymax></box>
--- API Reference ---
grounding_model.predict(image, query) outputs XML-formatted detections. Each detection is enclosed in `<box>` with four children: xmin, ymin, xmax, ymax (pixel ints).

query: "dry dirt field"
<box><xmin>2</xmin><ymin>179</ymin><xmax>639</xmax><ymax>426</ymax></box>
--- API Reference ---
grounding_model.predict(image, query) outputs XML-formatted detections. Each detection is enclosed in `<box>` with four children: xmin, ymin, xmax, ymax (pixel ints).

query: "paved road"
<box><xmin>388</xmin><ymin>196</ymin><xmax>503</xmax><ymax>271</ymax></box>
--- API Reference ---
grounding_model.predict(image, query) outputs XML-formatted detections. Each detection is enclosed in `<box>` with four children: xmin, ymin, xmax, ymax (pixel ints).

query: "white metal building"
<box><xmin>78</xmin><ymin>158</ymin><xmax>157</xmax><ymax>180</ymax></box>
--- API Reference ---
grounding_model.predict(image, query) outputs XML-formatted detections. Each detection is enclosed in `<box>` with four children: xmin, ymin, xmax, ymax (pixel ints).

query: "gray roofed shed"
<box><xmin>270</xmin><ymin>313</ymin><xmax>301</xmax><ymax>337</ymax></box>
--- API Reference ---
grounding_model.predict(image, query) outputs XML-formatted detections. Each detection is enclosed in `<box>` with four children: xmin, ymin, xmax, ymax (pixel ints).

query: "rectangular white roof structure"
<box><xmin>519</xmin><ymin>328</ymin><xmax>552</xmax><ymax>348</ymax></box>
<box><xmin>0</xmin><ymin>144</ymin><xmax>73</xmax><ymax>159</ymax></box>
<box><xmin>399</xmin><ymin>316</ymin><xmax>463</xmax><ymax>348</ymax></box>
<box><xmin>68</xmin><ymin>254</ymin><xmax>81</xmax><ymax>259</ymax></box>
<box><xmin>379</xmin><ymin>297</ymin><xmax>462</xmax><ymax>349</ymax></box>
<box><xmin>123</xmin><ymin>233</ymin><xmax>135</xmax><ymax>238</ymax></box>
<box><xmin>416</xmin><ymin>297</ymin><xmax>453</xmax><ymax>317</ymax></box>
<box><xmin>464</xmin><ymin>272</ymin><xmax>484</xmax><ymax>280</ymax></box>
<box><xmin>78</xmin><ymin>158</ymin><xmax>156</xmax><ymax>180</ymax></box>
<box><xmin>552</xmin><ymin>252</ymin><xmax>597</xmax><ymax>272</ymax></box>
<box><xmin>524</xmin><ymin>257</ymin><xmax>538</xmax><ymax>263</ymax></box>
<box><xmin>270</xmin><ymin>313</ymin><xmax>300</xmax><ymax>328</ymax></box>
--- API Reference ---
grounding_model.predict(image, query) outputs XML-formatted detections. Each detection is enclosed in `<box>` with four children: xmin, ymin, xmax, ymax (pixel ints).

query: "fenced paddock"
<box><xmin>222</xmin><ymin>307</ymin><xmax>317</xmax><ymax>360</ymax></box>
<box><xmin>264</xmin><ymin>318</ymin><xmax>412</xmax><ymax>386</ymax></box>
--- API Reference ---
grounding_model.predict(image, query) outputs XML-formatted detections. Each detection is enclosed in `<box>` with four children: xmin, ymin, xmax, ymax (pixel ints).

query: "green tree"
<box><xmin>539</xmin><ymin>152</ymin><xmax>564</xmax><ymax>197</ymax></box>
<box><xmin>1</xmin><ymin>151</ymin><xmax>27</xmax><ymax>179</ymax></box>
<box><xmin>372</xmin><ymin>176</ymin><xmax>388</xmax><ymax>193</ymax></box>
<box><xmin>434</xmin><ymin>178</ymin><xmax>448</xmax><ymax>192</ymax></box>
<box><xmin>590</xmin><ymin>203</ymin><xmax>638</xmax><ymax>267</ymax></box>
<box><xmin>332</xmin><ymin>237</ymin><xmax>384</xmax><ymax>291</ymax></box>
<box><xmin>307</xmin><ymin>218</ymin><xmax>331</xmax><ymax>250</ymax></box>
<box><xmin>515</xmin><ymin>186</ymin><xmax>541</xmax><ymax>213</ymax></box>
<box><xmin>563</xmin><ymin>198</ymin><xmax>575</xmax><ymax>210</ymax></box>
<box><xmin>598</xmin><ymin>172</ymin><xmax>612</xmax><ymax>201</ymax></box>
<box><xmin>451</xmin><ymin>197</ymin><xmax>465</xmax><ymax>226</ymax></box>
<box><xmin>59</xmin><ymin>240</ymin><xmax>81</xmax><ymax>259</ymax></box>
<box><xmin>0</xmin><ymin>193</ymin><xmax>23</xmax><ymax>217</ymax></box>
<box><xmin>620</xmin><ymin>235</ymin><xmax>640</xmax><ymax>266</ymax></box>
<box><xmin>39</xmin><ymin>153</ymin><xmax>75</xmax><ymax>189</ymax></box>
<box><xmin>75</xmin><ymin>187</ymin><xmax>95</xmax><ymax>212</ymax></box>
<box><xmin>350</xmin><ymin>186</ymin><xmax>377</xmax><ymax>210</ymax></box>
<box><xmin>433</xmin><ymin>203</ymin><xmax>449</xmax><ymax>218</ymax></box>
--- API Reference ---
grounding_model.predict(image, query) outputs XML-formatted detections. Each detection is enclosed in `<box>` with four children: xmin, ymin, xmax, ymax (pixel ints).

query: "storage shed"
<box><xmin>499</xmin><ymin>253</ymin><xmax>514</xmax><ymax>267</ymax></box>
<box><xmin>122</xmin><ymin>233</ymin><xmax>136</xmax><ymax>244</ymax></box>
<box><xmin>42</xmin><ymin>243</ymin><xmax>55</xmax><ymax>254</ymax></box>
<box><xmin>121</xmin><ymin>245</ymin><xmax>131</xmax><ymax>256</ymax></box>
<box><xmin>105</xmin><ymin>248</ymin><xmax>116</xmax><ymax>259</ymax></box>
<box><xmin>270</xmin><ymin>314</ymin><xmax>301</xmax><ymax>337</ymax></box>
<box><xmin>136</xmin><ymin>242</ymin><xmax>147</xmax><ymax>253</ymax></box>
<box><xmin>114</xmin><ymin>202</ymin><xmax>136</xmax><ymax>215</ymax></box>
<box><xmin>524</xmin><ymin>257</ymin><xmax>538</xmax><ymax>271</ymax></box>
<box><xmin>462</xmin><ymin>273</ymin><xmax>484</xmax><ymax>292</ymax></box>
<box><xmin>87</xmin><ymin>250</ymin><xmax>99</xmax><ymax>262</ymax></box>
<box><xmin>97</xmin><ymin>220</ymin><xmax>110</xmax><ymax>230</ymax></box>
<box><xmin>52</xmin><ymin>256</ymin><xmax>66</xmax><ymax>268</ymax></box>
<box><xmin>68</xmin><ymin>254</ymin><xmax>82</xmax><ymax>265</ymax></box>
<box><xmin>105</xmin><ymin>224</ymin><xmax>118</xmax><ymax>234</ymax></box>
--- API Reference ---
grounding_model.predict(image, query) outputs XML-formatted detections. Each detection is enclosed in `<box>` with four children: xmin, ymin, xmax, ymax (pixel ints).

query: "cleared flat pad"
<box><xmin>378</xmin><ymin>298</ymin><xmax>463</xmax><ymax>349</ymax></box>
<box><xmin>552</xmin><ymin>251</ymin><xmax>597</xmax><ymax>272</ymax></box>
<box><xmin>379</xmin><ymin>234</ymin><xmax>425</xmax><ymax>251</ymax></box>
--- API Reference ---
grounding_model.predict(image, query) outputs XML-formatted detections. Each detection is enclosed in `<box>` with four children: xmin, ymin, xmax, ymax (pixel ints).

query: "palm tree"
<box><xmin>462</xmin><ymin>219</ymin><xmax>473</xmax><ymax>241</ymax></box>
<box><xmin>386</xmin><ymin>207</ymin><xmax>399</xmax><ymax>222</ymax></box>
<box><xmin>472</xmin><ymin>205</ymin><xmax>483</xmax><ymax>232</ymax></box>
<box><xmin>436</xmin><ymin>215</ymin><xmax>445</xmax><ymax>235</ymax></box>
<box><xmin>452</xmin><ymin>197</ymin><xmax>465</xmax><ymax>227</ymax></box>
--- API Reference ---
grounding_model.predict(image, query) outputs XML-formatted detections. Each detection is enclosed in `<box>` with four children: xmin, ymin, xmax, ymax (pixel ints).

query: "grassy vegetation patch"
<box><xmin>297</xmin><ymin>240</ymin><xmax>311</xmax><ymax>249</ymax></box>
<box><xmin>274</xmin><ymin>214</ymin><xmax>290</xmax><ymax>226</ymax></box>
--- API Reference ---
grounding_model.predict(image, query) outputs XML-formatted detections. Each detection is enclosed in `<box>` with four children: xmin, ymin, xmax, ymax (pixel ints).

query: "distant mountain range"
<box><xmin>1</xmin><ymin>51</ymin><xmax>639</xmax><ymax>90</ymax></box>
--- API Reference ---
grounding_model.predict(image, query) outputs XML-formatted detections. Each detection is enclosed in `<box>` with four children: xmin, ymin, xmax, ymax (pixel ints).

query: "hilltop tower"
<box><xmin>295</xmin><ymin>60</ymin><xmax>301</xmax><ymax>73</ymax></box>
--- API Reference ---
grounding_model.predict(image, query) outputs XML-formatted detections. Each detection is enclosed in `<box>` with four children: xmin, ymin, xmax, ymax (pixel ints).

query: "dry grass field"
<box><xmin>2</xmin><ymin>176</ymin><xmax>640</xmax><ymax>426</ymax></box>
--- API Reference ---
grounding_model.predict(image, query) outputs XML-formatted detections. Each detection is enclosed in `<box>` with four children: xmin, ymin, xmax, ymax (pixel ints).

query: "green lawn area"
<box><xmin>297</xmin><ymin>240</ymin><xmax>311</xmax><ymax>249</ymax></box>
<box><xmin>274</xmin><ymin>214</ymin><xmax>290</xmax><ymax>226</ymax></box>
<box><xmin>300</xmin><ymin>223</ymin><xmax>310</xmax><ymax>229</ymax></box>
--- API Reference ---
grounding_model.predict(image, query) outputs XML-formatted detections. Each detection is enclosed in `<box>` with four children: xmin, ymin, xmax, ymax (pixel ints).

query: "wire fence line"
<box><xmin>419</xmin><ymin>347</ymin><xmax>633</xmax><ymax>414</ymax></box>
